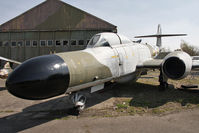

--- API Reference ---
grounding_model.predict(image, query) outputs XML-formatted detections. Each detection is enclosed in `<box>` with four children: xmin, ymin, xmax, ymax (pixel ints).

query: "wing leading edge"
<box><xmin>192</xmin><ymin>60</ymin><xmax>199</xmax><ymax>69</ymax></box>
<box><xmin>138</xmin><ymin>58</ymin><xmax>199</xmax><ymax>70</ymax></box>
<box><xmin>137</xmin><ymin>59</ymin><xmax>163</xmax><ymax>69</ymax></box>
<box><xmin>0</xmin><ymin>56</ymin><xmax>21</xmax><ymax>65</ymax></box>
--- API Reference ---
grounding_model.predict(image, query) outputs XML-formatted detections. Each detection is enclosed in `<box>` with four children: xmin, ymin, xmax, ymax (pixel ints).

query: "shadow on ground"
<box><xmin>117</xmin><ymin>82</ymin><xmax>199</xmax><ymax>108</ymax></box>
<box><xmin>1</xmin><ymin>82</ymin><xmax>199</xmax><ymax>132</ymax></box>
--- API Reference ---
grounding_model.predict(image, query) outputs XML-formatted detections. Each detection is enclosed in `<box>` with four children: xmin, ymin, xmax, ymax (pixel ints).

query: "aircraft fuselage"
<box><xmin>6</xmin><ymin>33</ymin><xmax>157</xmax><ymax>100</ymax></box>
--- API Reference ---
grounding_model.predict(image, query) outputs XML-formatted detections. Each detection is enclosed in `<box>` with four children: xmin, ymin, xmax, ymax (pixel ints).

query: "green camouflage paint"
<box><xmin>57</xmin><ymin>51</ymin><xmax>112</xmax><ymax>87</ymax></box>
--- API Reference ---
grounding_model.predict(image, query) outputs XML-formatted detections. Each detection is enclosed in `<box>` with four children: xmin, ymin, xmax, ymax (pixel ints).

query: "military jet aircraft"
<box><xmin>6</xmin><ymin>25</ymin><xmax>199</xmax><ymax>111</ymax></box>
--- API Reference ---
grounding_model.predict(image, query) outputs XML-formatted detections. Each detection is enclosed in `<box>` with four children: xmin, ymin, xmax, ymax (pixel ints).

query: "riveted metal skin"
<box><xmin>6</xmin><ymin>55</ymin><xmax>70</xmax><ymax>100</ymax></box>
<box><xmin>57</xmin><ymin>51</ymin><xmax>112</xmax><ymax>87</ymax></box>
<box><xmin>5</xmin><ymin>32</ymin><xmax>198</xmax><ymax>101</ymax></box>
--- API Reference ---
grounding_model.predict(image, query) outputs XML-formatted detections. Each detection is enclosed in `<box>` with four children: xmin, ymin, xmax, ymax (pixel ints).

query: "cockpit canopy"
<box><xmin>87</xmin><ymin>33</ymin><xmax>132</xmax><ymax>48</ymax></box>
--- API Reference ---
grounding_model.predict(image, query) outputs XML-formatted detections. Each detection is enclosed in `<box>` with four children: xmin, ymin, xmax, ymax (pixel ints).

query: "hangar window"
<box><xmin>17</xmin><ymin>41</ymin><xmax>23</xmax><ymax>47</ymax></box>
<box><xmin>25</xmin><ymin>41</ymin><xmax>31</xmax><ymax>46</ymax></box>
<box><xmin>56</xmin><ymin>40</ymin><xmax>61</xmax><ymax>46</ymax></box>
<box><xmin>0</xmin><ymin>41</ymin><xmax>2</xmax><ymax>47</ymax></box>
<box><xmin>71</xmin><ymin>40</ymin><xmax>76</xmax><ymax>45</ymax></box>
<box><xmin>32</xmin><ymin>40</ymin><xmax>38</xmax><ymax>47</ymax></box>
<box><xmin>78</xmin><ymin>40</ymin><xmax>84</xmax><ymax>45</ymax></box>
<box><xmin>47</xmin><ymin>40</ymin><xmax>53</xmax><ymax>46</ymax></box>
<box><xmin>40</xmin><ymin>40</ymin><xmax>46</xmax><ymax>47</ymax></box>
<box><xmin>11</xmin><ymin>41</ymin><xmax>17</xmax><ymax>47</ymax></box>
<box><xmin>3</xmin><ymin>41</ymin><xmax>9</xmax><ymax>47</ymax></box>
<box><xmin>63</xmin><ymin>40</ymin><xmax>68</xmax><ymax>46</ymax></box>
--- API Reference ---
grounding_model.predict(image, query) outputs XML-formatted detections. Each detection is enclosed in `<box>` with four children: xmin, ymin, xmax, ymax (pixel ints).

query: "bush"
<box><xmin>180</xmin><ymin>41</ymin><xmax>199</xmax><ymax>56</ymax></box>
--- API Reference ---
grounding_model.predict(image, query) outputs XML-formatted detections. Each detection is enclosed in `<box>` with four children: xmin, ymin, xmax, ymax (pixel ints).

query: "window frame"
<box><xmin>3</xmin><ymin>41</ymin><xmax>9</xmax><ymax>47</ymax></box>
<box><xmin>55</xmin><ymin>40</ymin><xmax>62</xmax><ymax>47</ymax></box>
<box><xmin>70</xmin><ymin>40</ymin><xmax>77</xmax><ymax>46</ymax></box>
<box><xmin>63</xmin><ymin>40</ymin><xmax>69</xmax><ymax>46</ymax></box>
<box><xmin>40</xmin><ymin>40</ymin><xmax>46</xmax><ymax>47</ymax></box>
<box><xmin>78</xmin><ymin>40</ymin><xmax>84</xmax><ymax>45</ymax></box>
<box><xmin>25</xmin><ymin>40</ymin><xmax>31</xmax><ymax>47</ymax></box>
<box><xmin>47</xmin><ymin>40</ymin><xmax>53</xmax><ymax>47</ymax></box>
<box><xmin>11</xmin><ymin>41</ymin><xmax>17</xmax><ymax>47</ymax></box>
<box><xmin>32</xmin><ymin>40</ymin><xmax>38</xmax><ymax>47</ymax></box>
<box><xmin>17</xmin><ymin>40</ymin><xmax>24</xmax><ymax>47</ymax></box>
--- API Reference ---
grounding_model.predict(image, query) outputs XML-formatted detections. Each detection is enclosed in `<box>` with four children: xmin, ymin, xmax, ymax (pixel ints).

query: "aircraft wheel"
<box><xmin>70</xmin><ymin>93</ymin><xmax>87</xmax><ymax>113</ymax></box>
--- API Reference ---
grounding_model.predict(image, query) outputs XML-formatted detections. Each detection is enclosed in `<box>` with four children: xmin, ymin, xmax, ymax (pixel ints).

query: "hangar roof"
<box><xmin>0</xmin><ymin>0</ymin><xmax>117</xmax><ymax>32</ymax></box>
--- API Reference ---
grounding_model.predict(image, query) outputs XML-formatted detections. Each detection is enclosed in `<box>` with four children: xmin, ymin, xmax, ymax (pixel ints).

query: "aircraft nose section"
<box><xmin>6</xmin><ymin>55</ymin><xmax>70</xmax><ymax>100</ymax></box>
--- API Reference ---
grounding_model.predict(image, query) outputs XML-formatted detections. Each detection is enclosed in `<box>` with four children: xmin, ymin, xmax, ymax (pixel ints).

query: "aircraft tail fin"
<box><xmin>135</xmin><ymin>24</ymin><xmax>187</xmax><ymax>48</ymax></box>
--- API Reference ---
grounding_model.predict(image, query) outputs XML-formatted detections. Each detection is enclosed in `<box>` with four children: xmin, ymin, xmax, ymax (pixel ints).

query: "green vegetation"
<box><xmin>110</xmin><ymin>71</ymin><xmax>199</xmax><ymax>116</ymax></box>
<box><xmin>0</xmin><ymin>110</ymin><xmax>14</xmax><ymax>113</ymax></box>
<box><xmin>53</xmin><ymin>71</ymin><xmax>199</xmax><ymax>119</ymax></box>
<box><xmin>116</xmin><ymin>103</ymin><xmax>128</xmax><ymax>109</ymax></box>
<box><xmin>152</xmin><ymin>108</ymin><xmax>166</xmax><ymax>114</ymax></box>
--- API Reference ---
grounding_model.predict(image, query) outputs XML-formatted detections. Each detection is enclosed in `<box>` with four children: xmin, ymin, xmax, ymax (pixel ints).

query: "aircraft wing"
<box><xmin>0</xmin><ymin>56</ymin><xmax>21</xmax><ymax>65</ymax></box>
<box><xmin>192</xmin><ymin>59</ymin><xmax>199</xmax><ymax>69</ymax></box>
<box><xmin>137</xmin><ymin>58</ymin><xmax>199</xmax><ymax>70</ymax></box>
<box><xmin>137</xmin><ymin>59</ymin><xmax>163</xmax><ymax>69</ymax></box>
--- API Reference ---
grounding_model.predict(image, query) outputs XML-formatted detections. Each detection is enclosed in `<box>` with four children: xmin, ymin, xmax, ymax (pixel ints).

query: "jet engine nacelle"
<box><xmin>162</xmin><ymin>51</ymin><xmax>192</xmax><ymax>80</ymax></box>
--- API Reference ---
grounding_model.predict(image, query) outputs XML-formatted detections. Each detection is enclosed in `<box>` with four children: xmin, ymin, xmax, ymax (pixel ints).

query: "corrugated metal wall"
<box><xmin>0</xmin><ymin>0</ymin><xmax>117</xmax><ymax>62</ymax></box>
<box><xmin>0</xmin><ymin>30</ymin><xmax>106</xmax><ymax>62</ymax></box>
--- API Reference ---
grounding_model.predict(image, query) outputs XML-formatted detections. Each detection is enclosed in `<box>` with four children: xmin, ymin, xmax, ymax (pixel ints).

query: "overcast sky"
<box><xmin>0</xmin><ymin>0</ymin><xmax>198</xmax><ymax>50</ymax></box>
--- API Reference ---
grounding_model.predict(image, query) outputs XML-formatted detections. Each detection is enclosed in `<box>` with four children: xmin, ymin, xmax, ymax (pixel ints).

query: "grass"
<box><xmin>0</xmin><ymin>110</ymin><xmax>14</xmax><ymax>113</ymax></box>
<box><xmin>116</xmin><ymin>103</ymin><xmax>128</xmax><ymax>109</ymax></box>
<box><xmin>109</xmin><ymin>70</ymin><xmax>199</xmax><ymax>116</ymax></box>
<box><xmin>53</xmin><ymin>70</ymin><xmax>199</xmax><ymax>118</ymax></box>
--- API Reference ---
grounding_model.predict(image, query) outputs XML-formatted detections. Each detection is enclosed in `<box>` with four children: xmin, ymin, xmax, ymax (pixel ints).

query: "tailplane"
<box><xmin>135</xmin><ymin>24</ymin><xmax>187</xmax><ymax>48</ymax></box>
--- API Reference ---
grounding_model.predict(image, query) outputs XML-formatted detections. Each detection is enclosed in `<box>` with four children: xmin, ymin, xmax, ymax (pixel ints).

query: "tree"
<box><xmin>180</xmin><ymin>41</ymin><xmax>199</xmax><ymax>56</ymax></box>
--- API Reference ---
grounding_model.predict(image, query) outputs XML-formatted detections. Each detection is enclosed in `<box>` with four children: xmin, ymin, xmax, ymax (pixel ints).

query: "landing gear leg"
<box><xmin>70</xmin><ymin>92</ymin><xmax>87</xmax><ymax>114</ymax></box>
<box><xmin>159</xmin><ymin>70</ymin><xmax>168</xmax><ymax>91</ymax></box>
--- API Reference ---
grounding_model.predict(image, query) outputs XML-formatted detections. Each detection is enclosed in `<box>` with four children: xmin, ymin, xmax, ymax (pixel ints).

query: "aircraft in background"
<box><xmin>5</xmin><ymin>25</ymin><xmax>199</xmax><ymax>111</ymax></box>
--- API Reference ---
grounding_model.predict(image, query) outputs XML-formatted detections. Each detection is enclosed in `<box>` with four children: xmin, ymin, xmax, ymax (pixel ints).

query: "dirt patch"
<box><xmin>0</xmin><ymin>70</ymin><xmax>199</xmax><ymax>120</ymax></box>
<box><xmin>76</xmin><ymin>70</ymin><xmax>199</xmax><ymax>118</ymax></box>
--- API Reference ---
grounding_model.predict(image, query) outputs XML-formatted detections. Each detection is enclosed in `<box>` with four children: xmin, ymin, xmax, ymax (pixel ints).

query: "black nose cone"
<box><xmin>6</xmin><ymin>55</ymin><xmax>70</xmax><ymax>100</ymax></box>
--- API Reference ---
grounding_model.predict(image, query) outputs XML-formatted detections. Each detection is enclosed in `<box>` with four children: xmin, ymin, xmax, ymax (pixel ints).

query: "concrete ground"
<box><xmin>0</xmin><ymin>76</ymin><xmax>199</xmax><ymax>133</ymax></box>
<box><xmin>20</xmin><ymin>109</ymin><xmax>199</xmax><ymax>133</ymax></box>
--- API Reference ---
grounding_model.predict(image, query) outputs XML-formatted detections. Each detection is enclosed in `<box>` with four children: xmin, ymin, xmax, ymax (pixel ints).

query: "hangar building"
<box><xmin>0</xmin><ymin>0</ymin><xmax>117</xmax><ymax>62</ymax></box>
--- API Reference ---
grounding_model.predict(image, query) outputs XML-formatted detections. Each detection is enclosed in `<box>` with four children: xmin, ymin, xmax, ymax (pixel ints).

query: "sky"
<box><xmin>0</xmin><ymin>0</ymin><xmax>198</xmax><ymax>50</ymax></box>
